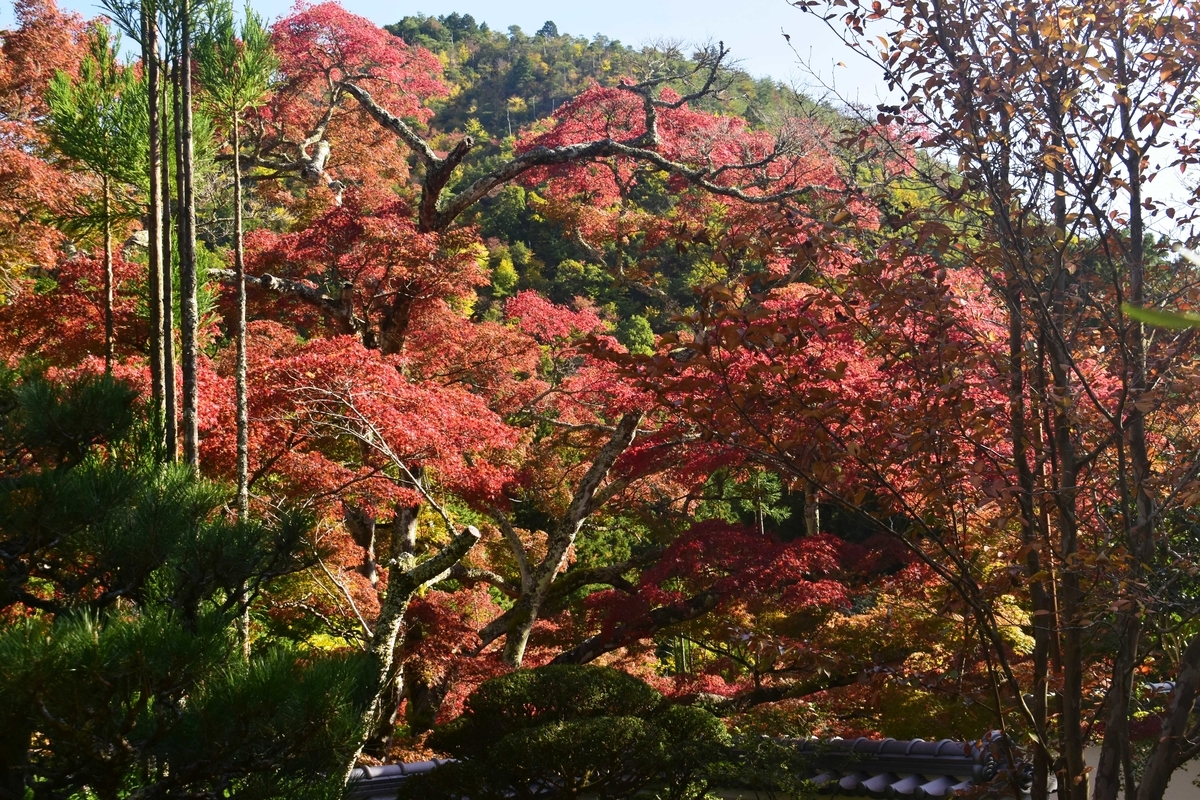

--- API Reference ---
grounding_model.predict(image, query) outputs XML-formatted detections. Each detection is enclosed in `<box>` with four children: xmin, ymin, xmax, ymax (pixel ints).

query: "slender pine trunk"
<box><xmin>163</xmin><ymin>57</ymin><xmax>177</xmax><ymax>460</ymax></box>
<box><xmin>102</xmin><ymin>175</ymin><xmax>114</xmax><ymax>372</ymax></box>
<box><xmin>232</xmin><ymin>117</ymin><xmax>251</xmax><ymax>660</ymax></box>
<box><xmin>178</xmin><ymin>0</ymin><xmax>200</xmax><ymax>470</ymax></box>
<box><xmin>143</xmin><ymin>5</ymin><xmax>165</xmax><ymax>436</ymax></box>
<box><xmin>233</xmin><ymin>119</ymin><xmax>248</xmax><ymax>519</ymax></box>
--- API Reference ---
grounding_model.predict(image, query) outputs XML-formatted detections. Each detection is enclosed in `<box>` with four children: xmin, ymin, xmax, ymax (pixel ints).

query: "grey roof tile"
<box><xmin>344</xmin><ymin>734</ymin><xmax>1051</xmax><ymax>800</ymax></box>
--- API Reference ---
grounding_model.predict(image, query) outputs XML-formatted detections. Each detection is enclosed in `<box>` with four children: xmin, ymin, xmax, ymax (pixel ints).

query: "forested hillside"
<box><xmin>384</xmin><ymin>12</ymin><xmax>837</xmax><ymax>350</ymax></box>
<box><xmin>3</xmin><ymin>0</ymin><xmax>1200</xmax><ymax>798</ymax></box>
<box><xmin>387</xmin><ymin>13</ymin><xmax>795</xmax><ymax>133</ymax></box>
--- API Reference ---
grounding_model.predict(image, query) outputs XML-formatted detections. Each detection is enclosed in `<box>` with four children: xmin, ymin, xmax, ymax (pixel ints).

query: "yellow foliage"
<box><xmin>303</xmin><ymin>633</ymin><xmax>354</xmax><ymax>651</ymax></box>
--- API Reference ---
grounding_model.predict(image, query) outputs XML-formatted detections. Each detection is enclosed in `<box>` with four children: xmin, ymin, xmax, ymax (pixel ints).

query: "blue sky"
<box><xmin>2</xmin><ymin>0</ymin><xmax>892</xmax><ymax>103</ymax></box>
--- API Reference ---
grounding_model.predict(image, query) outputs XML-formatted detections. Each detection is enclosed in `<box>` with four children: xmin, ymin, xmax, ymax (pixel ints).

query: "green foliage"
<box><xmin>488</xmin><ymin>249</ymin><xmax>518</xmax><ymax>297</ymax></box>
<box><xmin>0</xmin><ymin>611</ymin><xmax>372</xmax><ymax>799</ymax></box>
<box><xmin>720</xmin><ymin>735</ymin><xmax>821</xmax><ymax>799</ymax></box>
<box><xmin>45</xmin><ymin>24</ymin><xmax>148</xmax><ymax>189</ymax></box>
<box><xmin>617</xmin><ymin>314</ymin><xmax>655</xmax><ymax>355</ymax></box>
<box><xmin>388</xmin><ymin>14</ymin><xmax>794</xmax><ymax>135</ymax></box>
<box><xmin>0</xmin><ymin>370</ymin><xmax>138</xmax><ymax>468</ymax></box>
<box><xmin>429</xmin><ymin>664</ymin><xmax>663</xmax><ymax>757</ymax></box>
<box><xmin>195</xmin><ymin>0</ymin><xmax>278</xmax><ymax>120</ymax></box>
<box><xmin>0</xmin><ymin>369</ymin><xmax>370</xmax><ymax>798</ymax></box>
<box><xmin>696</xmin><ymin>469</ymin><xmax>793</xmax><ymax>533</ymax></box>
<box><xmin>409</xmin><ymin>665</ymin><xmax>732</xmax><ymax>799</ymax></box>
<box><xmin>1122</xmin><ymin>301</ymin><xmax>1200</xmax><ymax>330</ymax></box>
<box><xmin>479</xmin><ymin>184</ymin><xmax>526</xmax><ymax>241</ymax></box>
<box><xmin>870</xmin><ymin>685</ymin><xmax>993</xmax><ymax>742</ymax></box>
<box><xmin>45</xmin><ymin>22</ymin><xmax>149</xmax><ymax>232</ymax></box>
<box><xmin>547</xmin><ymin>257</ymin><xmax>608</xmax><ymax>301</ymax></box>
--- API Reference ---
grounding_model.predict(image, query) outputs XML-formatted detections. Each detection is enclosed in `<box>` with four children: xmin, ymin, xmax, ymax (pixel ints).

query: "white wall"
<box><xmin>1085</xmin><ymin>747</ymin><xmax>1200</xmax><ymax>800</ymax></box>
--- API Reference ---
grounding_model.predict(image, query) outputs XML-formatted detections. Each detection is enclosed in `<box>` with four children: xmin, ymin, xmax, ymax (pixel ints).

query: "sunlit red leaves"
<box><xmin>504</xmin><ymin>290</ymin><xmax>605</xmax><ymax>345</ymax></box>
<box><xmin>202</xmin><ymin>333</ymin><xmax>519</xmax><ymax>511</ymax></box>
<box><xmin>0</xmin><ymin>251</ymin><xmax>148</xmax><ymax>367</ymax></box>
<box><xmin>243</xmin><ymin>193</ymin><xmax>487</xmax><ymax>346</ymax></box>
<box><xmin>253</xmin><ymin>2</ymin><xmax>446</xmax><ymax>204</ymax></box>
<box><xmin>271</xmin><ymin>1</ymin><xmax>444</xmax><ymax>122</ymax></box>
<box><xmin>0</xmin><ymin>0</ymin><xmax>89</xmax><ymax>286</ymax></box>
<box><xmin>519</xmin><ymin>85</ymin><xmax>821</xmax><ymax>199</ymax></box>
<box><xmin>0</xmin><ymin>0</ymin><xmax>86</xmax><ymax>117</ymax></box>
<box><xmin>513</xmin><ymin>83</ymin><xmax>872</xmax><ymax>290</ymax></box>
<box><xmin>404</xmin><ymin>301</ymin><xmax>546</xmax><ymax>415</ymax></box>
<box><xmin>611</xmin><ymin>251</ymin><xmax>1013</xmax><ymax>520</ymax></box>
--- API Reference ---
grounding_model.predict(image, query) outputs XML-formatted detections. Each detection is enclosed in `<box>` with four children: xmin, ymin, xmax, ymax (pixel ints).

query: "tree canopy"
<box><xmin>2</xmin><ymin>1</ymin><xmax>1200</xmax><ymax>798</ymax></box>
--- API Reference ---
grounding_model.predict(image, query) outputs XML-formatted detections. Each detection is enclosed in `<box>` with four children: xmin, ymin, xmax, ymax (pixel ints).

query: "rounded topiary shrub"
<box><xmin>403</xmin><ymin>664</ymin><xmax>731</xmax><ymax>800</ymax></box>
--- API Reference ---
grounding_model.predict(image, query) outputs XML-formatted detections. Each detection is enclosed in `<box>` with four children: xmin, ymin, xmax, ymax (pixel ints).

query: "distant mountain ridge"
<box><xmin>386</xmin><ymin>13</ymin><xmax>796</xmax><ymax>138</ymax></box>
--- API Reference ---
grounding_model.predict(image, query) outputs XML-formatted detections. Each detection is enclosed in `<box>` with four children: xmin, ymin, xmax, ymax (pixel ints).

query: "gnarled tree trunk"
<box><xmin>342</xmin><ymin>505</ymin><xmax>480</xmax><ymax>782</ymax></box>
<box><xmin>502</xmin><ymin>412</ymin><xmax>641</xmax><ymax>668</ymax></box>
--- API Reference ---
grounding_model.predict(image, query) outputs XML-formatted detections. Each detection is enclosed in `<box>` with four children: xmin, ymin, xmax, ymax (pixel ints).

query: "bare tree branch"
<box><xmin>490</xmin><ymin>506</ymin><xmax>533</xmax><ymax>593</ymax></box>
<box><xmin>446</xmin><ymin>563</ymin><xmax>521</xmax><ymax>598</ymax></box>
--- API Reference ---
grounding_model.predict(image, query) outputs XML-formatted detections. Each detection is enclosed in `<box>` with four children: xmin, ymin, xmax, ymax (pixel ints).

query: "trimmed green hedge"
<box><xmin>403</xmin><ymin>665</ymin><xmax>733</xmax><ymax>799</ymax></box>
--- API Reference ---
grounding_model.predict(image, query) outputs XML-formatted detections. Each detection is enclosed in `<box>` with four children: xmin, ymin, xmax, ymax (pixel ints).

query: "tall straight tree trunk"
<box><xmin>1040</xmin><ymin>89</ymin><xmax>1087</xmax><ymax>800</ymax></box>
<box><xmin>163</xmin><ymin>58</ymin><xmax>177</xmax><ymax>460</ymax></box>
<box><xmin>142</xmin><ymin>5</ymin><xmax>164</xmax><ymax>429</ymax></box>
<box><xmin>232</xmin><ymin>119</ymin><xmax>248</xmax><ymax>519</ymax></box>
<box><xmin>102</xmin><ymin>175</ymin><xmax>114</xmax><ymax>372</ymax></box>
<box><xmin>1045</xmin><ymin>320</ymin><xmax>1087</xmax><ymax>800</ymax></box>
<box><xmin>803</xmin><ymin>479</ymin><xmax>819</xmax><ymax>537</ymax></box>
<box><xmin>1046</xmin><ymin>239</ymin><xmax>1087</xmax><ymax>800</ymax></box>
<box><xmin>232</xmin><ymin>117</ymin><xmax>251</xmax><ymax>660</ymax></box>
<box><xmin>178</xmin><ymin>0</ymin><xmax>200</xmax><ymax>470</ymax></box>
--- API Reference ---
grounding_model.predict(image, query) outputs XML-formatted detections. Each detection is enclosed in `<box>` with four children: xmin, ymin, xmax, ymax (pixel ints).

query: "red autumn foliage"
<box><xmin>519</xmin><ymin>85</ymin><xmax>834</xmax><ymax>201</ymax></box>
<box><xmin>504</xmin><ymin>290</ymin><xmax>605</xmax><ymax>345</ymax></box>
<box><xmin>0</xmin><ymin>251</ymin><xmax>147</xmax><ymax>367</ymax></box>
<box><xmin>202</xmin><ymin>331</ymin><xmax>519</xmax><ymax>511</ymax></box>
<box><xmin>584</xmin><ymin>521</ymin><xmax>852</xmax><ymax>644</ymax></box>
<box><xmin>0</xmin><ymin>0</ymin><xmax>89</xmax><ymax>282</ymax></box>
<box><xmin>243</xmin><ymin>193</ymin><xmax>486</xmax><ymax>354</ymax></box>
<box><xmin>248</xmin><ymin>2</ymin><xmax>446</xmax><ymax>212</ymax></box>
<box><xmin>609</xmin><ymin>249</ymin><xmax>1014</xmax><ymax>518</ymax></box>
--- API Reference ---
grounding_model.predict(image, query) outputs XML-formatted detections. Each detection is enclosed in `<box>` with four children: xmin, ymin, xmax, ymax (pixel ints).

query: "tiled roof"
<box><xmin>792</xmin><ymin>734</ymin><xmax>1037</xmax><ymax>799</ymax></box>
<box><xmin>345</xmin><ymin>734</ymin><xmax>1048</xmax><ymax>800</ymax></box>
<box><xmin>346</xmin><ymin>759</ymin><xmax>450</xmax><ymax>800</ymax></box>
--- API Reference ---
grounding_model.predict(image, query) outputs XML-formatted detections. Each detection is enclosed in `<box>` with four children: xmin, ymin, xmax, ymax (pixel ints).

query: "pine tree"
<box><xmin>196</xmin><ymin>0</ymin><xmax>276</xmax><ymax>657</ymax></box>
<box><xmin>44</xmin><ymin>23</ymin><xmax>148</xmax><ymax>372</ymax></box>
<box><xmin>196</xmin><ymin>0</ymin><xmax>275</xmax><ymax>521</ymax></box>
<box><xmin>176</xmin><ymin>0</ymin><xmax>201</xmax><ymax>469</ymax></box>
<box><xmin>0</xmin><ymin>368</ymin><xmax>371</xmax><ymax>799</ymax></box>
